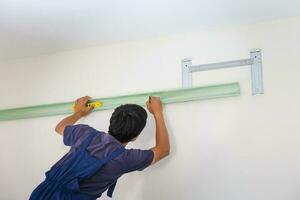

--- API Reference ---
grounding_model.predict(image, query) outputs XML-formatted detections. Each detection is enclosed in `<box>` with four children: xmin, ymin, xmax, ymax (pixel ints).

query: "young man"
<box><xmin>30</xmin><ymin>96</ymin><xmax>170</xmax><ymax>199</ymax></box>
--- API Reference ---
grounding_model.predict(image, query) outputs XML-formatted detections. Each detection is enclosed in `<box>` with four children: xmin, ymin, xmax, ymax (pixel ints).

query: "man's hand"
<box><xmin>73</xmin><ymin>96</ymin><xmax>94</xmax><ymax>117</ymax></box>
<box><xmin>55</xmin><ymin>96</ymin><xmax>94</xmax><ymax>135</ymax></box>
<box><xmin>146</xmin><ymin>96</ymin><xmax>163</xmax><ymax>116</ymax></box>
<box><xmin>146</xmin><ymin>96</ymin><xmax>170</xmax><ymax>165</ymax></box>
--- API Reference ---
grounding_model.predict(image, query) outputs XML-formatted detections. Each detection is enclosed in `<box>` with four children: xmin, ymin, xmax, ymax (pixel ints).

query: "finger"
<box><xmin>82</xmin><ymin>97</ymin><xmax>91</xmax><ymax>104</ymax></box>
<box><xmin>83</xmin><ymin>106</ymin><xmax>93</xmax><ymax>113</ymax></box>
<box><xmin>153</xmin><ymin>96</ymin><xmax>160</xmax><ymax>102</ymax></box>
<box><xmin>77</xmin><ymin>97</ymin><xmax>83</xmax><ymax>101</ymax></box>
<box><xmin>79</xmin><ymin>96</ymin><xmax>89</xmax><ymax>101</ymax></box>
<box><xmin>76</xmin><ymin>97</ymin><xmax>84</xmax><ymax>104</ymax></box>
<box><xmin>88</xmin><ymin>106</ymin><xmax>94</xmax><ymax>112</ymax></box>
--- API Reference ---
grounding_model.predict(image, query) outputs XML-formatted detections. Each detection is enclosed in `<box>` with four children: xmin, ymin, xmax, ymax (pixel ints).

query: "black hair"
<box><xmin>108</xmin><ymin>104</ymin><xmax>148</xmax><ymax>143</ymax></box>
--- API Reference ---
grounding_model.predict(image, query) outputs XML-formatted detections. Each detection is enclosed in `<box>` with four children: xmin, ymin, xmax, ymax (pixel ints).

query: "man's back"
<box><xmin>57</xmin><ymin>124</ymin><xmax>153</xmax><ymax>197</ymax></box>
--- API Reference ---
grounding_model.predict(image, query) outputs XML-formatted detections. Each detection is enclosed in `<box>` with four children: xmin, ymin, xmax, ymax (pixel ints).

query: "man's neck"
<box><xmin>108</xmin><ymin>132</ymin><xmax>128</xmax><ymax>147</ymax></box>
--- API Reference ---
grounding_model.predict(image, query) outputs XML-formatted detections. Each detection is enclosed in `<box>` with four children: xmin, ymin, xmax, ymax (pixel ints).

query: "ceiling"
<box><xmin>1</xmin><ymin>0</ymin><xmax>300</xmax><ymax>60</ymax></box>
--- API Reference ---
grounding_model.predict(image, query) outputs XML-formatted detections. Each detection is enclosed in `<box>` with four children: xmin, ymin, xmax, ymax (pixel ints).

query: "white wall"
<box><xmin>0</xmin><ymin>16</ymin><xmax>299</xmax><ymax>200</ymax></box>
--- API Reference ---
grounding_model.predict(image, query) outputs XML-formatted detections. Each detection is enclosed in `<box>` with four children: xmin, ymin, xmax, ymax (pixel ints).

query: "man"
<box><xmin>30</xmin><ymin>96</ymin><xmax>170</xmax><ymax>199</ymax></box>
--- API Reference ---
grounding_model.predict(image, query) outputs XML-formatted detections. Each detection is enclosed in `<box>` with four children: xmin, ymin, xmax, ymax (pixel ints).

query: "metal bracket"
<box><xmin>181</xmin><ymin>49</ymin><xmax>264</xmax><ymax>95</ymax></box>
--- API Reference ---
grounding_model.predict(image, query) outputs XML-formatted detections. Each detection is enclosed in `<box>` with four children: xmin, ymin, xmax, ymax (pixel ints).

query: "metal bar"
<box><xmin>181</xmin><ymin>58</ymin><xmax>193</xmax><ymax>88</ymax></box>
<box><xmin>0</xmin><ymin>82</ymin><xmax>240</xmax><ymax>121</ymax></box>
<box><xmin>189</xmin><ymin>58</ymin><xmax>253</xmax><ymax>72</ymax></box>
<box><xmin>250</xmin><ymin>49</ymin><xmax>264</xmax><ymax>94</ymax></box>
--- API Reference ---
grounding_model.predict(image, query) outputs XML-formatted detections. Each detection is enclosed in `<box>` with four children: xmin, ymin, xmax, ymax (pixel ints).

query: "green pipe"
<box><xmin>0</xmin><ymin>82</ymin><xmax>240</xmax><ymax>121</ymax></box>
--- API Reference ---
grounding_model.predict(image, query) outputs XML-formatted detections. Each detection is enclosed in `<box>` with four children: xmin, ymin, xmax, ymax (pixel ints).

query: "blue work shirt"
<box><xmin>53</xmin><ymin>124</ymin><xmax>154</xmax><ymax>197</ymax></box>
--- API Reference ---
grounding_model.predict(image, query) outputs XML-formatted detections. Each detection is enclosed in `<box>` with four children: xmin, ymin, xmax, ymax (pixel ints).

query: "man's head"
<box><xmin>108</xmin><ymin>104</ymin><xmax>148</xmax><ymax>143</ymax></box>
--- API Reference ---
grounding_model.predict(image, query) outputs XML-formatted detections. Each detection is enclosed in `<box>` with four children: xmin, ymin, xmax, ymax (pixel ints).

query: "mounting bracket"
<box><xmin>181</xmin><ymin>49</ymin><xmax>264</xmax><ymax>95</ymax></box>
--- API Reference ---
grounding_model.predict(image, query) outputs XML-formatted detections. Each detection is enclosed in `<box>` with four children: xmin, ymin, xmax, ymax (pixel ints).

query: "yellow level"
<box><xmin>72</xmin><ymin>101</ymin><xmax>103</xmax><ymax>112</ymax></box>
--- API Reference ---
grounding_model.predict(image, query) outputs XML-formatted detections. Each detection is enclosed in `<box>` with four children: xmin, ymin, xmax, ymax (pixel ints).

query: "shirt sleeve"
<box><xmin>63</xmin><ymin>124</ymin><xmax>93</xmax><ymax>146</ymax></box>
<box><xmin>123</xmin><ymin>149</ymin><xmax>154</xmax><ymax>173</ymax></box>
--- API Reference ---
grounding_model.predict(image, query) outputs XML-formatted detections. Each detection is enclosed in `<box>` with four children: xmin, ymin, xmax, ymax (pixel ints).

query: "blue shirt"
<box><xmin>54</xmin><ymin>124</ymin><xmax>154</xmax><ymax>197</ymax></box>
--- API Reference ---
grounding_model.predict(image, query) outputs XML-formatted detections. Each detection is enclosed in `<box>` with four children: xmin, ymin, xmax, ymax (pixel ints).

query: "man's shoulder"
<box><xmin>65</xmin><ymin>124</ymin><xmax>94</xmax><ymax>132</ymax></box>
<box><xmin>117</xmin><ymin>148</ymin><xmax>154</xmax><ymax>172</ymax></box>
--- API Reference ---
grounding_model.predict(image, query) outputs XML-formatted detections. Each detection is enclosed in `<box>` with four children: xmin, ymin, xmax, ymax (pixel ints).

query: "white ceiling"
<box><xmin>1</xmin><ymin>0</ymin><xmax>300</xmax><ymax>60</ymax></box>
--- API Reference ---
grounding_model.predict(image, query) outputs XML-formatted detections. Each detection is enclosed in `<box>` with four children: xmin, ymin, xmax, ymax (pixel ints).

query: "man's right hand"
<box><xmin>146</xmin><ymin>96</ymin><xmax>170</xmax><ymax>165</ymax></box>
<box><xmin>146</xmin><ymin>96</ymin><xmax>163</xmax><ymax>116</ymax></box>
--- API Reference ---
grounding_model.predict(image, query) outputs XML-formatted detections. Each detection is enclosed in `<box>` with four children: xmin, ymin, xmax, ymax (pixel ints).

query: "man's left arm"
<box><xmin>55</xmin><ymin>96</ymin><xmax>94</xmax><ymax>135</ymax></box>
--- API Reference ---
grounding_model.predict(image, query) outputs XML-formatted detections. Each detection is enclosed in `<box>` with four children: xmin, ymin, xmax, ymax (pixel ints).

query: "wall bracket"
<box><xmin>181</xmin><ymin>49</ymin><xmax>264</xmax><ymax>95</ymax></box>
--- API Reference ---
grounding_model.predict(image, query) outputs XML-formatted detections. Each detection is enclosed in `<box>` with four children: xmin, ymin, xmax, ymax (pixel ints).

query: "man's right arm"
<box><xmin>55</xmin><ymin>96</ymin><xmax>94</xmax><ymax>135</ymax></box>
<box><xmin>146</xmin><ymin>97</ymin><xmax>170</xmax><ymax>165</ymax></box>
